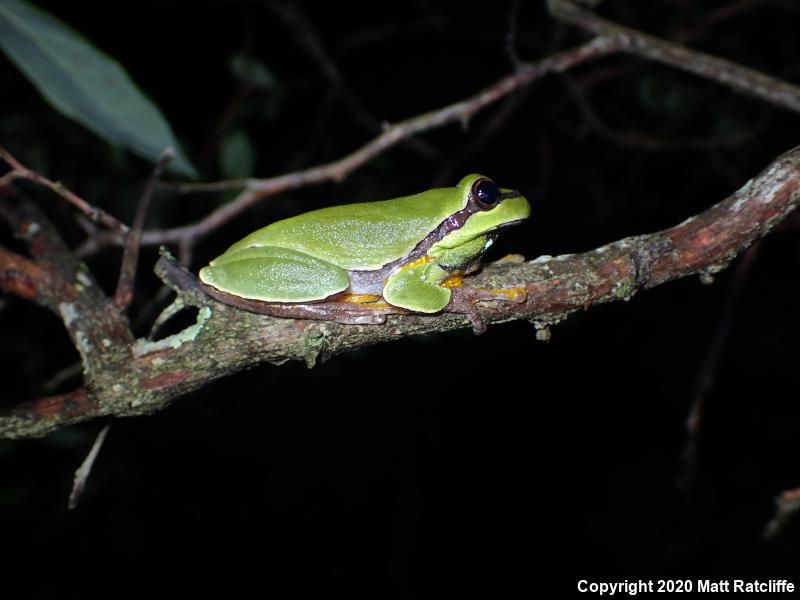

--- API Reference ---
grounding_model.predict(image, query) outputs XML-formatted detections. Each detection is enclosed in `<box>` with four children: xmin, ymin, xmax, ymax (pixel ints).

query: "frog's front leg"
<box><xmin>382</xmin><ymin>258</ymin><xmax>451</xmax><ymax>314</ymax></box>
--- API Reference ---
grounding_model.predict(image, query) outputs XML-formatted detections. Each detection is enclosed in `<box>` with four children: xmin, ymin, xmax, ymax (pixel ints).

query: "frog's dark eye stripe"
<box><xmin>472</xmin><ymin>178</ymin><xmax>499</xmax><ymax>210</ymax></box>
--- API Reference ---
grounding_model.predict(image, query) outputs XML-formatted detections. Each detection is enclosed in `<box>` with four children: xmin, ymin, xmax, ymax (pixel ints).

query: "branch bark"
<box><xmin>547</xmin><ymin>0</ymin><xmax>800</xmax><ymax>113</ymax></box>
<box><xmin>4</xmin><ymin>3</ymin><xmax>800</xmax><ymax>439</ymax></box>
<box><xmin>138</xmin><ymin>36</ymin><xmax>622</xmax><ymax>248</ymax></box>
<box><xmin>89</xmin><ymin>1</ymin><xmax>800</xmax><ymax>256</ymax></box>
<box><xmin>3</xmin><ymin>144</ymin><xmax>800</xmax><ymax>439</ymax></box>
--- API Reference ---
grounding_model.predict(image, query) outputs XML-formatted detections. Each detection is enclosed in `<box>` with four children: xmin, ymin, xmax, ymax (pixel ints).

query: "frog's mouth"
<box><xmin>487</xmin><ymin>218</ymin><xmax>526</xmax><ymax>233</ymax></box>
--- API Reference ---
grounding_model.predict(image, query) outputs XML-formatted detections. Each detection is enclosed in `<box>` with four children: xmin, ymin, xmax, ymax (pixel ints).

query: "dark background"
<box><xmin>2</xmin><ymin>1</ymin><xmax>800</xmax><ymax>595</ymax></box>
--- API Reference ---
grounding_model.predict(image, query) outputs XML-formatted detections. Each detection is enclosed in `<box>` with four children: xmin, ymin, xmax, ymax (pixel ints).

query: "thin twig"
<box><xmin>561</xmin><ymin>73</ymin><xmax>769</xmax><ymax>151</ymax></box>
<box><xmin>114</xmin><ymin>148</ymin><xmax>174</xmax><ymax>310</ymax></box>
<box><xmin>267</xmin><ymin>1</ymin><xmax>438</xmax><ymax>160</ymax></box>
<box><xmin>157</xmin><ymin>178</ymin><xmax>250</xmax><ymax>194</ymax></box>
<box><xmin>143</xmin><ymin>4</ymin><xmax>800</xmax><ymax>249</ymax></box>
<box><xmin>0</xmin><ymin>145</ymin><xmax>128</xmax><ymax>234</ymax></box>
<box><xmin>764</xmin><ymin>486</ymin><xmax>800</xmax><ymax>539</ymax></box>
<box><xmin>433</xmin><ymin>86</ymin><xmax>532</xmax><ymax>186</ymax></box>
<box><xmin>68</xmin><ymin>424</ymin><xmax>110</xmax><ymax>510</ymax></box>
<box><xmin>676</xmin><ymin>0</ymin><xmax>767</xmax><ymax>43</ymax></box>
<box><xmin>678</xmin><ymin>241</ymin><xmax>763</xmax><ymax>494</ymax></box>
<box><xmin>139</xmin><ymin>36</ymin><xmax>623</xmax><ymax>247</ymax></box>
<box><xmin>548</xmin><ymin>0</ymin><xmax>800</xmax><ymax>113</ymax></box>
<box><xmin>505</xmin><ymin>0</ymin><xmax>523</xmax><ymax>69</ymax></box>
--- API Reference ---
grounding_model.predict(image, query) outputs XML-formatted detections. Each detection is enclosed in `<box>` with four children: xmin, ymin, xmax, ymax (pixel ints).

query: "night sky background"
<box><xmin>2</xmin><ymin>1</ymin><xmax>800</xmax><ymax>595</ymax></box>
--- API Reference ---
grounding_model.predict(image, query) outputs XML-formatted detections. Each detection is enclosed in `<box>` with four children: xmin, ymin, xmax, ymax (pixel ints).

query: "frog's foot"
<box><xmin>447</xmin><ymin>288</ymin><xmax>487</xmax><ymax>334</ymax></box>
<box><xmin>491</xmin><ymin>253</ymin><xmax>526</xmax><ymax>265</ymax></box>
<box><xmin>447</xmin><ymin>285</ymin><xmax>528</xmax><ymax>335</ymax></box>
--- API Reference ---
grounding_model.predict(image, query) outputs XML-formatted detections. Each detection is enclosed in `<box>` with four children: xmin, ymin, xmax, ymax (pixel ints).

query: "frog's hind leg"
<box><xmin>199</xmin><ymin>246</ymin><xmax>349</xmax><ymax>302</ymax></box>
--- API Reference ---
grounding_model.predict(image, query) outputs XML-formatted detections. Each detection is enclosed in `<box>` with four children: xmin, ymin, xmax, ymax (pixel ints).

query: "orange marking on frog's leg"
<box><xmin>339</xmin><ymin>293</ymin><xmax>384</xmax><ymax>304</ymax></box>
<box><xmin>482</xmin><ymin>286</ymin><xmax>527</xmax><ymax>302</ymax></box>
<box><xmin>398</xmin><ymin>255</ymin><xmax>434</xmax><ymax>271</ymax></box>
<box><xmin>441</xmin><ymin>274</ymin><xmax>464</xmax><ymax>288</ymax></box>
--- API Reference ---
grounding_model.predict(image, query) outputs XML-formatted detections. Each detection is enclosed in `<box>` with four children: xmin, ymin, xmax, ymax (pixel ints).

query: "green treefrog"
<box><xmin>199</xmin><ymin>174</ymin><xmax>530</xmax><ymax>321</ymax></box>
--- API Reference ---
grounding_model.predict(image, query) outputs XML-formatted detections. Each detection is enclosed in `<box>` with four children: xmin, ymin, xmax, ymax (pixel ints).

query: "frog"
<box><xmin>199</xmin><ymin>174</ymin><xmax>530</xmax><ymax>330</ymax></box>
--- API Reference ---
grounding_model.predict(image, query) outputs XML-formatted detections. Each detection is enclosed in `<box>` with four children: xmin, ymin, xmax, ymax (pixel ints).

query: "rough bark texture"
<box><xmin>2</xmin><ymin>145</ymin><xmax>800</xmax><ymax>439</ymax></box>
<box><xmin>5</xmin><ymin>0</ymin><xmax>800</xmax><ymax>438</ymax></box>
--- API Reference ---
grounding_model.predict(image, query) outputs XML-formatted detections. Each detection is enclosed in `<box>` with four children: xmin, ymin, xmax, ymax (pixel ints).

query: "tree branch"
<box><xmin>138</xmin><ymin>36</ymin><xmax>623</xmax><ymax>247</ymax></box>
<box><xmin>4</xmin><ymin>4</ymin><xmax>800</xmax><ymax>439</ymax></box>
<box><xmin>3</xmin><ymin>144</ymin><xmax>799</xmax><ymax>439</ymax></box>
<box><xmin>0</xmin><ymin>191</ymin><xmax>133</xmax><ymax>436</ymax></box>
<box><xmin>0</xmin><ymin>145</ymin><xmax>127</xmax><ymax>235</ymax></box>
<box><xmin>548</xmin><ymin>0</ymin><xmax>800</xmax><ymax>113</ymax></box>
<box><xmin>102</xmin><ymin>2</ymin><xmax>800</xmax><ymax>256</ymax></box>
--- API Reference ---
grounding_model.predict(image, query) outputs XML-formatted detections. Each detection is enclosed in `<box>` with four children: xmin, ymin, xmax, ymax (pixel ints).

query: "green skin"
<box><xmin>199</xmin><ymin>174</ymin><xmax>530</xmax><ymax>313</ymax></box>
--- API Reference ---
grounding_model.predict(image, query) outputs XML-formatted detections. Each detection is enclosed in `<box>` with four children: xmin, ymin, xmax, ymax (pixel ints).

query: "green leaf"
<box><xmin>0</xmin><ymin>0</ymin><xmax>197</xmax><ymax>178</ymax></box>
<box><xmin>220</xmin><ymin>130</ymin><xmax>255</xmax><ymax>180</ymax></box>
<box><xmin>228</xmin><ymin>52</ymin><xmax>277</xmax><ymax>90</ymax></box>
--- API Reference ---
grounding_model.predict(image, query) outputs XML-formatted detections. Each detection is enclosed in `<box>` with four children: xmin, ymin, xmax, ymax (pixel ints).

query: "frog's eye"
<box><xmin>473</xmin><ymin>178</ymin><xmax>499</xmax><ymax>210</ymax></box>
